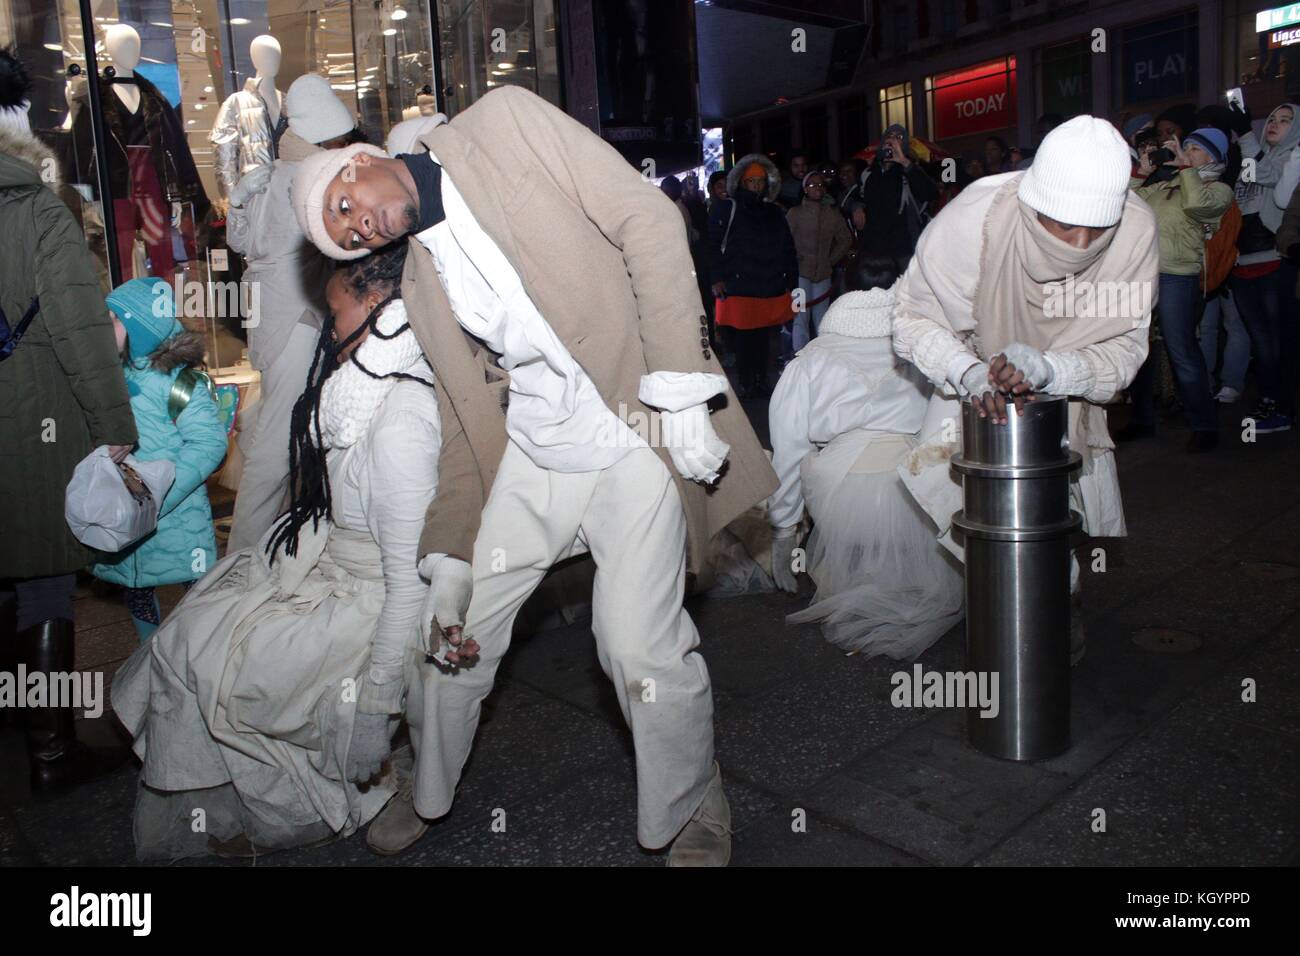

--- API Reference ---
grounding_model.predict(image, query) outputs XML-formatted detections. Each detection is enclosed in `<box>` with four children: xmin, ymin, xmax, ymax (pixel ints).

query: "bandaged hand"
<box><xmin>771</xmin><ymin>525</ymin><xmax>800</xmax><ymax>594</ymax></box>
<box><xmin>660</xmin><ymin>404</ymin><xmax>730</xmax><ymax>484</ymax></box>
<box><xmin>959</xmin><ymin>361</ymin><xmax>994</xmax><ymax>400</ymax></box>
<box><xmin>961</xmin><ymin>360</ymin><xmax>1019</xmax><ymax>425</ymax></box>
<box><xmin>228</xmin><ymin>163</ymin><xmax>273</xmax><ymax>208</ymax></box>
<box><xmin>417</xmin><ymin>555</ymin><xmax>478</xmax><ymax>669</ymax></box>
<box><xmin>345</xmin><ymin>710</ymin><xmax>392</xmax><ymax>783</ymax></box>
<box><xmin>997</xmin><ymin>343</ymin><xmax>1054</xmax><ymax>392</ymax></box>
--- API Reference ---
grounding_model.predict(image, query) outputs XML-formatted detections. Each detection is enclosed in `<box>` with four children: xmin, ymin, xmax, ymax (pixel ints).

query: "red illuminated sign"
<box><xmin>932</xmin><ymin>58</ymin><xmax>1018</xmax><ymax>139</ymax></box>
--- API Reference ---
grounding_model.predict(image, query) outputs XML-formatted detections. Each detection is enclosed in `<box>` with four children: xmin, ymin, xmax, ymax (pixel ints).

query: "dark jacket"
<box><xmin>0</xmin><ymin>128</ymin><xmax>138</xmax><ymax>579</ymax></box>
<box><xmin>858</xmin><ymin>157</ymin><xmax>938</xmax><ymax>264</ymax></box>
<box><xmin>707</xmin><ymin>153</ymin><xmax>798</xmax><ymax>298</ymax></box>
<box><xmin>70</xmin><ymin>72</ymin><xmax>207</xmax><ymax>209</ymax></box>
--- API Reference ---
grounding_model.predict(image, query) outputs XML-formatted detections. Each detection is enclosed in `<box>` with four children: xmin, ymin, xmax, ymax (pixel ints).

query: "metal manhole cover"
<box><xmin>1132</xmin><ymin>628</ymin><xmax>1202</xmax><ymax>654</ymax></box>
<box><xmin>1240</xmin><ymin>561</ymin><xmax>1300</xmax><ymax>581</ymax></box>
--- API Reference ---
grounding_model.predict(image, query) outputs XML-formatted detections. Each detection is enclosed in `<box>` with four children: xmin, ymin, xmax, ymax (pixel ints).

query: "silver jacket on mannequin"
<box><xmin>209</xmin><ymin>77</ymin><xmax>284</xmax><ymax>197</ymax></box>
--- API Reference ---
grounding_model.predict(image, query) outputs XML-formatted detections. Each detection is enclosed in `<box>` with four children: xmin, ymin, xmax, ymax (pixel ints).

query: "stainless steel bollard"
<box><xmin>951</xmin><ymin>396</ymin><xmax>1081</xmax><ymax>761</ymax></box>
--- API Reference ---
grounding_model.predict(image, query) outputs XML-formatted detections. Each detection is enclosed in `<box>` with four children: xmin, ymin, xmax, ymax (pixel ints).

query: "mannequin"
<box><xmin>251</xmin><ymin>36</ymin><xmax>282</xmax><ymax>127</ymax></box>
<box><xmin>105</xmin><ymin>24</ymin><xmax>141</xmax><ymax>114</ymax></box>
<box><xmin>211</xmin><ymin>35</ymin><xmax>287</xmax><ymax>201</ymax></box>
<box><xmin>69</xmin><ymin>23</ymin><xmax>206</xmax><ymax>279</ymax></box>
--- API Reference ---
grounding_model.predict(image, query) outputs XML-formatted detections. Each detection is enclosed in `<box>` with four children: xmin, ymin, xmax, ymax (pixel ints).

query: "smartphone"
<box><xmin>1226</xmin><ymin>87</ymin><xmax>1245</xmax><ymax>112</ymax></box>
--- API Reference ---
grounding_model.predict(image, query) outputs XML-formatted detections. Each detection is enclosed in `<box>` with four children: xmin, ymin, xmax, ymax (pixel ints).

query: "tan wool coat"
<box><xmin>401</xmin><ymin>86</ymin><xmax>778</xmax><ymax>584</ymax></box>
<box><xmin>786</xmin><ymin>200</ymin><xmax>853</xmax><ymax>282</ymax></box>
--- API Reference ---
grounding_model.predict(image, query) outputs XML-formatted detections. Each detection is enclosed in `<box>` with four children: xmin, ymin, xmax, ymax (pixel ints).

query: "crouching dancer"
<box><xmin>292</xmin><ymin>85</ymin><xmax>778</xmax><ymax>865</ymax></box>
<box><xmin>111</xmin><ymin>245</ymin><xmax>442</xmax><ymax>859</ymax></box>
<box><xmin>891</xmin><ymin>116</ymin><xmax>1159</xmax><ymax>664</ymax></box>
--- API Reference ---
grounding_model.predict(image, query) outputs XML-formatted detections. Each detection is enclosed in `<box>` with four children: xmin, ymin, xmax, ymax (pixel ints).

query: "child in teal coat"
<box><xmin>92</xmin><ymin>278</ymin><xmax>228</xmax><ymax>639</ymax></box>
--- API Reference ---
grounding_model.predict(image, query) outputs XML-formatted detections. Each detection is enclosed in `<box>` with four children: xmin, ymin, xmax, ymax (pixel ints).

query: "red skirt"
<box><xmin>715</xmin><ymin>293</ymin><xmax>794</xmax><ymax>331</ymax></box>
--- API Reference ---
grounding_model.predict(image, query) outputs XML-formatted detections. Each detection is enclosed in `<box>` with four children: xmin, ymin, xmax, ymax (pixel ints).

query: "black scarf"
<box><xmin>399</xmin><ymin>153</ymin><xmax>446</xmax><ymax>232</ymax></box>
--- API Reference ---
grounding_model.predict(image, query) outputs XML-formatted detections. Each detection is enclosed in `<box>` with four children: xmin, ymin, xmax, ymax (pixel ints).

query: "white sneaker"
<box><xmin>1215</xmin><ymin>386</ymin><xmax>1241</xmax><ymax>403</ymax></box>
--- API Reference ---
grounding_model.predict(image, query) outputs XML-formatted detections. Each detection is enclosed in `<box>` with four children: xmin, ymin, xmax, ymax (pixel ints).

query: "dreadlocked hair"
<box><xmin>266</xmin><ymin>242</ymin><xmax>415</xmax><ymax>561</ymax></box>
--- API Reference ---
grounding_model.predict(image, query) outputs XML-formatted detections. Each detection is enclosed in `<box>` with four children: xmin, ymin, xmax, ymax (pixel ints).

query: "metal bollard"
<box><xmin>951</xmin><ymin>396</ymin><xmax>1081</xmax><ymax>761</ymax></box>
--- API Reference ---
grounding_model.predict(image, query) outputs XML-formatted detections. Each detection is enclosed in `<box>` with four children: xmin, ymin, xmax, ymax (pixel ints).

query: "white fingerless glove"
<box><xmin>659</xmin><ymin>404</ymin><xmax>730</xmax><ymax>484</ymax></box>
<box><xmin>228</xmin><ymin>163</ymin><xmax>273</xmax><ymax>208</ymax></box>
<box><xmin>345</xmin><ymin>710</ymin><xmax>392</xmax><ymax>783</ymax></box>
<box><xmin>771</xmin><ymin>525</ymin><xmax>800</xmax><ymax>594</ymax></box>
<box><xmin>417</xmin><ymin>554</ymin><xmax>473</xmax><ymax>665</ymax></box>
<box><xmin>959</xmin><ymin>362</ymin><xmax>994</xmax><ymax>399</ymax></box>
<box><xmin>999</xmin><ymin>342</ymin><xmax>1054</xmax><ymax>391</ymax></box>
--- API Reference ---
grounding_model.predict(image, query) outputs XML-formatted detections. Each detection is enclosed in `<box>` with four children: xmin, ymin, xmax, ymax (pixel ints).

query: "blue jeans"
<box><xmin>1157</xmin><ymin>273</ymin><xmax>1217</xmax><ymax>433</ymax></box>
<box><xmin>1231</xmin><ymin>261</ymin><xmax>1299</xmax><ymax>417</ymax></box>
<box><xmin>1199</xmin><ymin>289</ymin><xmax>1249</xmax><ymax>392</ymax></box>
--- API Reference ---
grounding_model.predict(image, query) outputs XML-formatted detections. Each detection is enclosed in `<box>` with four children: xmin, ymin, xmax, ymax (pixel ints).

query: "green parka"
<box><xmin>0</xmin><ymin>127</ymin><xmax>137</xmax><ymax>579</ymax></box>
<box><xmin>1130</xmin><ymin>167</ymin><xmax>1233</xmax><ymax>277</ymax></box>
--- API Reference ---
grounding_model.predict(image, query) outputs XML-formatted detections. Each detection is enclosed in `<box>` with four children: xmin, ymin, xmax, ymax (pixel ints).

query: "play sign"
<box><xmin>931</xmin><ymin>58</ymin><xmax>1018</xmax><ymax>139</ymax></box>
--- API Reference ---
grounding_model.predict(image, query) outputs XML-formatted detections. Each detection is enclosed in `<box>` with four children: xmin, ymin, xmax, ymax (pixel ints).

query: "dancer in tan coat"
<box><xmin>293</xmin><ymin>86</ymin><xmax>777</xmax><ymax>864</ymax></box>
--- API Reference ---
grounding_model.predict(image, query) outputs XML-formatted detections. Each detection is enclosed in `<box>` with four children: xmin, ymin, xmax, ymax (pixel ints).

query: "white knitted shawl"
<box><xmin>318</xmin><ymin>299</ymin><xmax>434</xmax><ymax>449</ymax></box>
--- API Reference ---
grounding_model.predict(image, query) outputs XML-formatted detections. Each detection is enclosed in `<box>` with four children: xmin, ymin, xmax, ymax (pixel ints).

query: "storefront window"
<box><xmin>1119</xmin><ymin>12</ymin><xmax>1198</xmax><ymax>107</ymax></box>
<box><xmin>878</xmin><ymin>81</ymin><xmax>912</xmax><ymax>137</ymax></box>
<box><xmin>436</xmin><ymin>0</ymin><xmax>560</xmax><ymax>119</ymax></box>
<box><xmin>0</xmin><ymin>1</ymin><xmax>444</xmax><ymax>369</ymax></box>
<box><xmin>926</xmin><ymin>56</ymin><xmax>1016</xmax><ymax>142</ymax></box>
<box><xmin>1234</xmin><ymin>3</ymin><xmax>1300</xmax><ymax>106</ymax></box>
<box><xmin>1039</xmin><ymin>39</ymin><xmax>1092</xmax><ymax>120</ymax></box>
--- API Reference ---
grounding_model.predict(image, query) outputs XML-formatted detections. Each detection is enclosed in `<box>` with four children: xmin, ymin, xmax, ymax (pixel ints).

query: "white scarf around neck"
<box><xmin>318</xmin><ymin>299</ymin><xmax>434</xmax><ymax>450</ymax></box>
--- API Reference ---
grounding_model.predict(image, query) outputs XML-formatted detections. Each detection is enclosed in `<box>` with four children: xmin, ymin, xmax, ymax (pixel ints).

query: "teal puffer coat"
<box><xmin>92</xmin><ymin>334</ymin><xmax>227</xmax><ymax>588</ymax></box>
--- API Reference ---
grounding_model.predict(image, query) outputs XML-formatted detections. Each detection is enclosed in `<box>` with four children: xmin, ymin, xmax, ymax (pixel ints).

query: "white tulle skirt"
<box><xmin>788</xmin><ymin>429</ymin><xmax>964</xmax><ymax>659</ymax></box>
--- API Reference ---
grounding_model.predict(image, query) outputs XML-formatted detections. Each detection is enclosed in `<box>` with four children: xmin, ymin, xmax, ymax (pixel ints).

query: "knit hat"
<box><xmin>1016</xmin><ymin>115</ymin><xmax>1132</xmax><ymax>228</ymax></box>
<box><xmin>292</xmin><ymin>143</ymin><xmax>388</xmax><ymax>260</ymax></box>
<box><xmin>884</xmin><ymin>123</ymin><xmax>908</xmax><ymax>142</ymax></box>
<box><xmin>817</xmin><ymin>288</ymin><xmax>893</xmax><ymax>339</ymax></box>
<box><xmin>106</xmin><ymin>277</ymin><xmax>182</xmax><ymax>361</ymax></box>
<box><xmin>285</xmin><ymin>74</ymin><xmax>355</xmax><ymax>145</ymax></box>
<box><xmin>1184</xmin><ymin>127</ymin><xmax>1228</xmax><ymax>164</ymax></box>
<box><xmin>741</xmin><ymin>161</ymin><xmax>767</xmax><ymax>181</ymax></box>
<box><xmin>385</xmin><ymin>112</ymin><xmax>448</xmax><ymax>156</ymax></box>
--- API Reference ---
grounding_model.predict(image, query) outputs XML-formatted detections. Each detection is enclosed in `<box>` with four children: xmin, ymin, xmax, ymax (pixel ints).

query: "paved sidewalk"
<box><xmin>1</xmin><ymin>402</ymin><xmax>1297</xmax><ymax>866</ymax></box>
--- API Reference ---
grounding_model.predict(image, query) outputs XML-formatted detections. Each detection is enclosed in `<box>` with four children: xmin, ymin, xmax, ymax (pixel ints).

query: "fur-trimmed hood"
<box><xmin>726</xmin><ymin>152</ymin><xmax>781</xmax><ymax>203</ymax></box>
<box><xmin>145</xmin><ymin>329</ymin><xmax>207</xmax><ymax>374</ymax></box>
<box><xmin>0</xmin><ymin>125</ymin><xmax>60</xmax><ymax>190</ymax></box>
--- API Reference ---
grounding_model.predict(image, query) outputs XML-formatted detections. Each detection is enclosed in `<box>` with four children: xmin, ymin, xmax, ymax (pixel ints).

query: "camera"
<box><xmin>882</xmin><ymin>145</ymin><xmax>894</xmax><ymax>160</ymax></box>
<box><xmin>1148</xmin><ymin>147</ymin><xmax>1176</xmax><ymax>166</ymax></box>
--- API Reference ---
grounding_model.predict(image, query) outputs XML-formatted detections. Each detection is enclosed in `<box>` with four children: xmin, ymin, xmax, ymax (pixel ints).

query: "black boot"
<box><xmin>18</xmin><ymin>619</ymin><xmax>129</xmax><ymax>796</ymax></box>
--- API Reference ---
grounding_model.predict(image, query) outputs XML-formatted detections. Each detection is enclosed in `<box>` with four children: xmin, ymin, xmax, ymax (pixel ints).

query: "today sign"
<box><xmin>932</xmin><ymin>61</ymin><xmax>1018</xmax><ymax>138</ymax></box>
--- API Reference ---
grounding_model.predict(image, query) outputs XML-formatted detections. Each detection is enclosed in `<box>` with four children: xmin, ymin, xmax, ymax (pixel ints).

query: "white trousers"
<box><xmin>228</xmin><ymin>322</ymin><xmax>319</xmax><ymax>552</ymax></box>
<box><xmin>405</xmin><ymin>441</ymin><xmax>715</xmax><ymax>848</ymax></box>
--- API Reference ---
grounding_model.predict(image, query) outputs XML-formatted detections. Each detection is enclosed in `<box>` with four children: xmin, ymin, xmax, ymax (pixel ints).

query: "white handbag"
<box><xmin>65</xmin><ymin>446</ymin><xmax>176</xmax><ymax>552</ymax></box>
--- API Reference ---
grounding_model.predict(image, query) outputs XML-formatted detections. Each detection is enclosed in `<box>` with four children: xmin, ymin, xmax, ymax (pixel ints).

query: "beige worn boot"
<box><xmin>667</xmin><ymin>762</ymin><xmax>731</xmax><ymax>867</ymax></box>
<box><xmin>365</xmin><ymin>772</ymin><xmax>430</xmax><ymax>857</ymax></box>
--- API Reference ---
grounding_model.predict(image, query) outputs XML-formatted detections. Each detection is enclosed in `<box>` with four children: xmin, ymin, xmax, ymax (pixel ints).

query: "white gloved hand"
<box><xmin>345</xmin><ymin>710</ymin><xmax>392</xmax><ymax>783</ymax></box>
<box><xmin>660</xmin><ymin>404</ymin><xmax>730</xmax><ymax>484</ymax></box>
<box><xmin>959</xmin><ymin>362</ymin><xmax>994</xmax><ymax>399</ymax></box>
<box><xmin>228</xmin><ymin>163</ymin><xmax>273</xmax><ymax>208</ymax></box>
<box><xmin>771</xmin><ymin>525</ymin><xmax>800</xmax><ymax>593</ymax></box>
<box><xmin>998</xmin><ymin>342</ymin><xmax>1054</xmax><ymax>391</ymax></box>
<box><xmin>417</xmin><ymin>555</ymin><xmax>473</xmax><ymax>665</ymax></box>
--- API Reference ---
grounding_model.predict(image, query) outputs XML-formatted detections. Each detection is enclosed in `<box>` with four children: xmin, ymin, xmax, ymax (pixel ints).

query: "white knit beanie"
<box><xmin>285</xmin><ymin>73</ymin><xmax>355</xmax><ymax>145</ymax></box>
<box><xmin>818</xmin><ymin>288</ymin><xmax>894</xmax><ymax>339</ymax></box>
<box><xmin>1017</xmin><ymin>115</ymin><xmax>1132</xmax><ymax>228</ymax></box>
<box><xmin>291</xmin><ymin>143</ymin><xmax>387</xmax><ymax>260</ymax></box>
